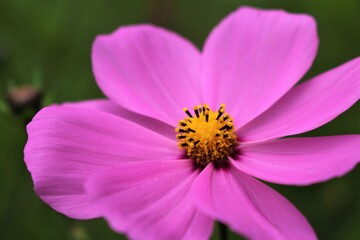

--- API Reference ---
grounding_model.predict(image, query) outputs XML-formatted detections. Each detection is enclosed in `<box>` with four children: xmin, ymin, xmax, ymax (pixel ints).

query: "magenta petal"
<box><xmin>24</xmin><ymin>106</ymin><xmax>179</xmax><ymax>219</ymax></box>
<box><xmin>63</xmin><ymin>99</ymin><xmax>126</xmax><ymax>116</ymax></box>
<box><xmin>239</xmin><ymin>57</ymin><xmax>360</xmax><ymax>141</ymax></box>
<box><xmin>63</xmin><ymin>99</ymin><xmax>175</xmax><ymax>140</ymax></box>
<box><xmin>202</xmin><ymin>7</ymin><xmax>318</xmax><ymax>128</ymax></box>
<box><xmin>86</xmin><ymin>160</ymin><xmax>213</xmax><ymax>240</ymax></box>
<box><xmin>234</xmin><ymin>135</ymin><xmax>360</xmax><ymax>185</ymax></box>
<box><xmin>191</xmin><ymin>164</ymin><xmax>316</xmax><ymax>240</ymax></box>
<box><xmin>92</xmin><ymin>24</ymin><xmax>202</xmax><ymax>126</ymax></box>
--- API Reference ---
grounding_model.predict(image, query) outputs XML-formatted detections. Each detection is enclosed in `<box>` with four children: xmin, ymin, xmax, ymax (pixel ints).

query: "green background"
<box><xmin>0</xmin><ymin>0</ymin><xmax>359</xmax><ymax>239</ymax></box>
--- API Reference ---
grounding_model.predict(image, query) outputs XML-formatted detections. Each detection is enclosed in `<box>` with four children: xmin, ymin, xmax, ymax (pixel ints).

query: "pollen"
<box><xmin>176</xmin><ymin>104</ymin><xmax>238</xmax><ymax>167</ymax></box>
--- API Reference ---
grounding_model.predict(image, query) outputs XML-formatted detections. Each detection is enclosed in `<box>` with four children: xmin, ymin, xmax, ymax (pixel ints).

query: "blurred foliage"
<box><xmin>0</xmin><ymin>0</ymin><xmax>359</xmax><ymax>239</ymax></box>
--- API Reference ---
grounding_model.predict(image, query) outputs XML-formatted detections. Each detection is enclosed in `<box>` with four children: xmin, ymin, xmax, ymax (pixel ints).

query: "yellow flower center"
<box><xmin>176</xmin><ymin>104</ymin><xmax>238</xmax><ymax>167</ymax></box>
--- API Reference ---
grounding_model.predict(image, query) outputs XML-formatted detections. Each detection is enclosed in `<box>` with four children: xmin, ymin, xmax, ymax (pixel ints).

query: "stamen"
<box><xmin>188</xmin><ymin>128</ymin><xmax>196</xmax><ymax>133</ymax></box>
<box><xmin>183</xmin><ymin>108</ymin><xmax>193</xmax><ymax>118</ymax></box>
<box><xmin>176</xmin><ymin>134</ymin><xmax>186</xmax><ymax>139</ymax></box>
<box><xmin>219</xmin><ymin>124</ymin><xmax>229</xmax><ymax>131</ymax></box>
<box><xmin>176</xmin><ymin>128</ymin><xmax>188</xmax><ymax>133</ymax></box>
<box><xmin>194</xmin><ymin>106</ymin><xmax>200</xmax><ymax>118</ymax></box>
<box><xmin>179</xmin><ymin>121</ymin><xmax>187</xmax><ymax>127</ymax></box>
<box><xmin>216</xmin><ymin>109</ymin><xmax>224</xmax><ymax>120</ymax></box>
<box><xmin>197</xmin><ymin>105</ymin><xmax>202</xmax><ymax>114</ymax></box>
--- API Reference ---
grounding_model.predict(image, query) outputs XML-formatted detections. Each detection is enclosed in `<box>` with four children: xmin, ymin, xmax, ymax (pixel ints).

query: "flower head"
<box><xmin>24</xmin><ymin>6</ymin><xmax>360</xmax><ymax>240</ymax></box>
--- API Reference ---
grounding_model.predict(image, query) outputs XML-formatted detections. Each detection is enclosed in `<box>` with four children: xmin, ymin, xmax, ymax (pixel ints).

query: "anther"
<box><xmin>177</xmin><ymin>128</ymin><xmax>188</xmax><ymax>133</ymax></box>
<box><xmin>220</xmin><ymin>125</ymin><xmax>229</xmax><ymax>131</ymax></box>
<box><xmin>180</xmin><ymin>121</ymin><xmax>187</xmax><ymax>127</ymax></box>
<box><xmin>194</xmin><ymin>106</ymin><xmax>200</xmax><ymax>118</ymax></box>
<box><xmin>183</xmin><ymin>108</ymin><xmax>193</xmax><ymax>118</ymax></box>
<box><xmin>218</xmin><ymin>103</ymin><xmax>225</xmax><ymax>111</ymax></box>
<box><xmin>188</xmin><ymin>128</ymin><xmax>196</xmax><ymax>133</ymax></box>
<box><xmin>177</xmin><ymin>135</ymin><xmax>186</xmax><ymax>139</ymax></box>
<box><xmin>216</xmin><ymin>109</ymin><xmax>224</xmax><ymax>120</ymax></box>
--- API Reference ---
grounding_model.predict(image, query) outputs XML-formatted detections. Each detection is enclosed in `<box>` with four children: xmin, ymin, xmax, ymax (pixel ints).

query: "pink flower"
<box><xmin>24</xmin><ymin>6</ymin><xmax>360</xmax><ymax>240</ymax></box>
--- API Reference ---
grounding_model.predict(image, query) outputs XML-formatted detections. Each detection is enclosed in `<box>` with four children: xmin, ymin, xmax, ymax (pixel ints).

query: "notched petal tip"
<box><xmin>91</xmin><ymin>21</ymin><xmax>202</xmax><ymax>126</ymax></box>
<box><xmin>202</xmin><ymin>4</ymin><xmax>319</xmax><ymax>129</ymax></box>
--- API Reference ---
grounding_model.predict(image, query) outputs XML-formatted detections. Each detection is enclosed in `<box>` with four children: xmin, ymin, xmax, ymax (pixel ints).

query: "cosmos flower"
<box><xmin>24</xmin><ymin>6</ymin><xmax>360</xmax><ymax>240</ymax></box>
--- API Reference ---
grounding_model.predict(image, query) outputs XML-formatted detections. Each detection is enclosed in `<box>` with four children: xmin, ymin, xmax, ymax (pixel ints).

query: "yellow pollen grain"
<box><xmin>176</xmin><ymin>104</ymin><xmax>238</xmax><ymax>166</ymax></box>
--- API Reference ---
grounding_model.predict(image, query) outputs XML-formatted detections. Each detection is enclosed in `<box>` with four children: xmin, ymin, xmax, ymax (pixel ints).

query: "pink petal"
<box><xmin>63</xmin><ymin>99</ymin><xmax>175</xmax><ymax>140</ymax></box>
<box><xmin>24</xmin><ymin>106</ymin><xmax>179</xmax><ymax>219</ymax></box>
<box><xmin>191</xmin><ymin>164</ymin><xmax>316</xmax><ymax>240</ymax></box>
<box><xmin>239</xmin><ymin>57</ymin><xmax>360</xmax><ymax>142</ymax></box>
<box><xmin>92</xmin><ymin>24</ymin><xmax>202</xmax><ymax>126</ymax></box>
<box><xmin>201</xmin><ymin>7</ymin><xmax>318</xmax><ymax>128</ymax></box>
<box><xmin>86</xmin><ymin>160</ymin><xmax>213</xmax><ymax>240</ymax></box>
<box><xmin>62</xmin><ymin>99</ymin><xmax>128</xmax><ymax>117</ymax></box>
<box><xmin>234</xmin><ymin>135</ymin><xmax>360</xmax><ymax>185</ymax></box>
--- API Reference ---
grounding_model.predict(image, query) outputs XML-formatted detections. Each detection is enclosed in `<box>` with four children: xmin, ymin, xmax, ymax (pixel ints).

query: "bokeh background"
<box><xmin>1</xmin><ymin>0</ymin><xmax>359</xmax><ymax>239</ymax></box>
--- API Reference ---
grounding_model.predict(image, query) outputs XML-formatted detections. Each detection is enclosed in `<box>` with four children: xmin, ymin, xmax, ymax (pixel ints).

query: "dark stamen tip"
<box><xmin>185</xmin><ymin>110</ymin><xmax>193</xmax><ymax>118</ymax></box>
<box><xmin>194</xmin><ymin>108</ymin><xmax>200</xmax><ymax>118</ymax></box>
<box><xmin>216</xmin><ymin>111</ymin><xmax>224</xmax><ymax>121</ymax></box>
<box><xmin>188</xmin><ymin>128</ymin><xmax>196</xmax><ymax>133</ymax></box>
<box><xmin>220</xmin><ymin>125</ymin><xmax>228</xmax><ymax>131</ymax></box>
